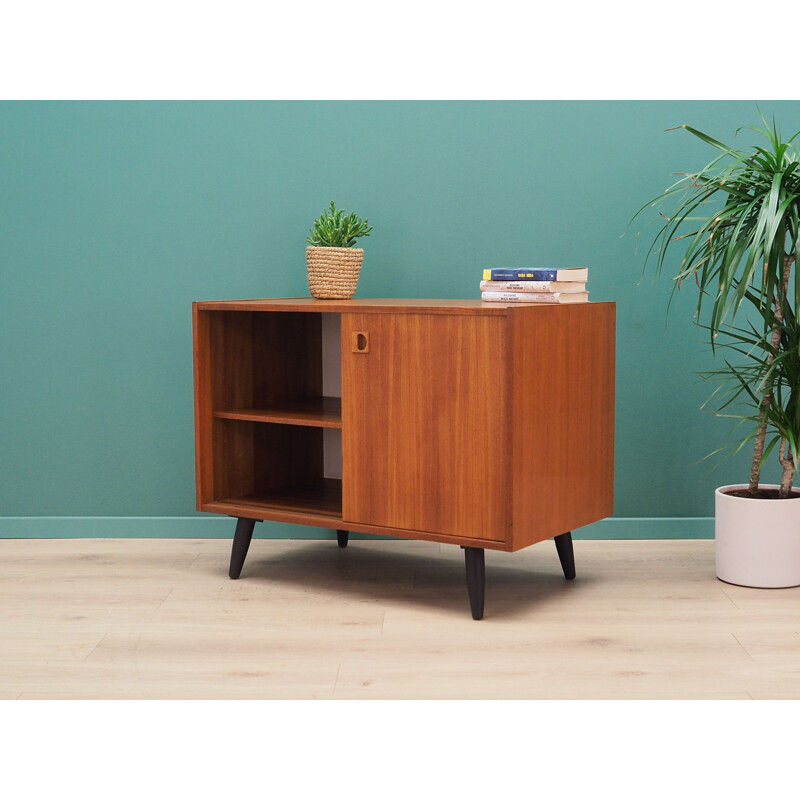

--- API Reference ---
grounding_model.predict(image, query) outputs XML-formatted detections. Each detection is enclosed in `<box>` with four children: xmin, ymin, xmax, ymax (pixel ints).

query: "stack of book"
<box><xmin>479</xmin><ymin>267</ymin><xmax>589</xmax><ymax>304</ymax></box>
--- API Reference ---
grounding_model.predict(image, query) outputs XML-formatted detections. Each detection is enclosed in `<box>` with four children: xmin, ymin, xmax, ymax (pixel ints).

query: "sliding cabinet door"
<box><xmin>342</xmin><ymin>312</ymin><xmax>509</xmax><ymax>542</ymax></box>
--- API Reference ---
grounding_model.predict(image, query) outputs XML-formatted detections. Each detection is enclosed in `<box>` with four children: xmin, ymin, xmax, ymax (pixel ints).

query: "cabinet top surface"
<box><xmin>194</xmin><ymin>297</ymin><xmax>614</xmax><ymax>314</ymax></box>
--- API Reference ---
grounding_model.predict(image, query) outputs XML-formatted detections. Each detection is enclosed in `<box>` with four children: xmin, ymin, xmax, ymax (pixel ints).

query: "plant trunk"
<box><xmin>778</xmin><ymin>439</ymin><xmax>797</xmax><ymax>498</ymax></box>
<box><xmin>749</xmin><ymin>323</ymin><xmax>782</xmax><ymax>494</ymax></box>
<box><xmin>748</xmin><ymin>253</ymin><xmax>794</xmax><ymax>495</ymax></box>
<box><xmin>749</xmin><ymin>420</ymin><xmax>767</xmax><ymax>493</ymax></box>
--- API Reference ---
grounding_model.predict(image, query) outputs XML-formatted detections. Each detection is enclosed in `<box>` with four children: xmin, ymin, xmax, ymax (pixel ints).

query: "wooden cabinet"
<box><xmin>193</xmin><ymin>298</ymin><xmax>616</xmax><ymax>618</ymax></box>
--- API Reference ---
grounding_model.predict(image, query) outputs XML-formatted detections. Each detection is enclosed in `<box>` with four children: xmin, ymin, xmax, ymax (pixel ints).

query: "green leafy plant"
<box><xmin>632</xmin><ymin>113</ymin><xmax>800</xmax><ymax>498</ymax></box>
<box><xmin>307</xmin><ymin>201</ymin><xmax>373</xmax><ymax>248</ymax></box>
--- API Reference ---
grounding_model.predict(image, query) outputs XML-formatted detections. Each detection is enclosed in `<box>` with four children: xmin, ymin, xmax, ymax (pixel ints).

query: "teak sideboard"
<box><xmin>193</xmin><ymin>298</ymin><xmax>616</xmax><ymax>619</ymax></box>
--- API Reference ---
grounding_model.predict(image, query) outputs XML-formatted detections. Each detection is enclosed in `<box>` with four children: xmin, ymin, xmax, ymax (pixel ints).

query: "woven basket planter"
<box><xmin>306</xmin><ymin>246</ymin><xmax>364</xmax><ymax>299</ymax></box>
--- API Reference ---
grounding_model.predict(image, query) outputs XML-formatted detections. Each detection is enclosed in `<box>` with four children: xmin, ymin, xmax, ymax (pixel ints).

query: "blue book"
<box><xmin>483</xmin><ymin>267</ymin><xmax>588</xmax><ymax>282</ymax></box>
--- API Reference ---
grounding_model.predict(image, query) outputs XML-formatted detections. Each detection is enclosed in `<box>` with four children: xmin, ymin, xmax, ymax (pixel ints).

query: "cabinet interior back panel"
<box><xmin>322</xmin><ymin>313</ymin><xmax>342</xmax><ymax>480</ymax></box>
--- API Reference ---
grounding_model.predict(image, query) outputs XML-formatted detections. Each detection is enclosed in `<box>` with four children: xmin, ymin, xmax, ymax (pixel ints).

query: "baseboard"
<box><xmin>0</xmin><ymin>516</ymin><xmax>714</xmax><ymax>539</ymax></box>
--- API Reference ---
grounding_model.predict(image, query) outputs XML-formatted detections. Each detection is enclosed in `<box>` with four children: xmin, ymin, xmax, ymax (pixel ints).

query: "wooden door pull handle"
<box><xmin>351</xmin><ymin>331</ymin><xmax>369</xmax><ymax>353</ymax></box>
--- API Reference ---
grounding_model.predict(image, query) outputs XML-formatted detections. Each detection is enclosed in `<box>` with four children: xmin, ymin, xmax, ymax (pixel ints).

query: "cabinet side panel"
<box><xmin>342</xmin><ymin>312</ymin><xmax>510</xmax><ymax>541</ymax></box>
<box><xmin>510</xmin><ymin>304</ymin><xmax>615</xmax><ymax>549</ymax></box>
<box><xmin>193</xmin><ymin>305</ymin><xmax>214</xmax><ymax>508</ymax></box>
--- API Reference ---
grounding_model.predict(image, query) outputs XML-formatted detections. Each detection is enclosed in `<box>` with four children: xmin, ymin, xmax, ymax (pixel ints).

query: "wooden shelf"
<box><xmin>207</xmin><ymin>479</ymin><xmax>343</xmax><ymax>520</ymax></box>
<box><xmin>213</xmin><ymin>397</ymin><xmax>342</xmax><ymax>428</ymax></box>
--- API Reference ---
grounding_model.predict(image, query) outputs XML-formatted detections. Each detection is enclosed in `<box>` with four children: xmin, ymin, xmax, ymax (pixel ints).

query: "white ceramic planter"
<box><xmin>715</xmin><ymin>484</ymin><xmax>800</xmax><ymax>588</ymax></box>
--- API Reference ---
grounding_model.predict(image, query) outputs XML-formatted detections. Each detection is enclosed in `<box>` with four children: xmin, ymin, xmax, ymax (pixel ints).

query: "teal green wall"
<box><xmin>2</xmin><ymin>100</ymin><xmax>799</xmax><ymax>537</ymax></box>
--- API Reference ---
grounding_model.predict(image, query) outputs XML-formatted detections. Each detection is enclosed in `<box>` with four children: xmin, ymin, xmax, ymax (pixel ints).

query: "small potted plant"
<box><xmin>306</xmin><ymin>201</ymin><xmax>373</xmax><ymax>299</ymax></box>
<box><xmin>633</xmin><ymin>113</ymin><xmax>800</xmax><ymax>588</ymax></box>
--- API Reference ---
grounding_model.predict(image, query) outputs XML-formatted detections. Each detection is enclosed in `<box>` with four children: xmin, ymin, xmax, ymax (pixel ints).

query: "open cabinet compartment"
<box><xmin>212</xmin><ymin>418</ymin><xmax>342</xmax><ymax>516</ymax></box>
<box><xmin>195</xmin><ymin>308</ymin><xmax>342</xmax><ymax>520</ymax></box>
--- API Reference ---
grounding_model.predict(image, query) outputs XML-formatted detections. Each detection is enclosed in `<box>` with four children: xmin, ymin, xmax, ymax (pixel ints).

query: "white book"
<box><xmin>479</xmin><ymin>279</ymin><xmax>587</xmax><ymax>293</ymax></box>
<box><xmin>481</xmin><ymin>291</ymin><xmax>589</xmax><ymax>304</ymax></box>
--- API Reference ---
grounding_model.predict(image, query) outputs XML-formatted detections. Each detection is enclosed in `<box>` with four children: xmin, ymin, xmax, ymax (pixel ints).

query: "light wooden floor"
<box><xmin>2</xmin><ymin>537</ymin><xmax>799</xmax><ymax>699</ymax></box>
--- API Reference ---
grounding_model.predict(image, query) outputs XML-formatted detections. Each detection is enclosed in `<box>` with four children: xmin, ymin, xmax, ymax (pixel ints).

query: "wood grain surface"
<box><xmin>510</xmin><ymin>303</ymin><xmax>615</xmax><ymax>549</ymax></box>
<box><xmin>342</xmin><ymin>311</ymin><xmax>510</xmax><ymax>541</ymax></box>
<box><xmin>195</xmin><ymin>298</ymin><xmax>510</xmax><ymax>314</ymax></box>
<box><xmin>194</xmin><ymin>299</ymin><xmax>615</xmax><ymax>553</ymax></box>
<box><xmin>3</xmin><ymin>538</ymin><xmax>798</xmax><ymax>700</ymax></box>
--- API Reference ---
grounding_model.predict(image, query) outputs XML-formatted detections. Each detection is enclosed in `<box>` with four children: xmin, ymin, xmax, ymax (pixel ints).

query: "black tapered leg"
<box><xmin>337</xmin><ymin>529</ymin><xmax>349</xmax><ymax>548</ymax></box>
<box><xmin>464</xmin><ymin>547</ymin><xmax>486</xmax><ymax>620</ymax></box>
<box><xmin>229</xmin><ymin>517</ymin><xmax>257</xmax><ymax>579</ymax></box>
<box><xmin>554</xmin><ymin>531</ymin><xmax>576</xmax><ymax>580</ymax></box>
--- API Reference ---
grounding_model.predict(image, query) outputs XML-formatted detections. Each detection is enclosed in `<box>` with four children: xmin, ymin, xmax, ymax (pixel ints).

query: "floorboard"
<box><xmin>1</xmin><ymin>538</ymin><xmax>798</xmax><ymax>699</ymax></box>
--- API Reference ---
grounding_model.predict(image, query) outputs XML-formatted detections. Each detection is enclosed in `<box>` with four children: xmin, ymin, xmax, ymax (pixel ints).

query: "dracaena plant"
<box><xmin>632</xmin><ymin>113</ymin><xmax>800</xmax><ymax>498</ymax></box>
<box><xmin>307</xmin><ymin>201</ymin><xmax>373</xmax><ymax>248</ymax></box>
